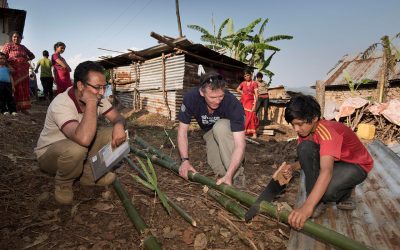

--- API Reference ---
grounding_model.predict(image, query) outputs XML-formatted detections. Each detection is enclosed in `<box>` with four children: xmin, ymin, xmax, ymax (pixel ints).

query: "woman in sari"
<box><xmin>236</xmin><ymin>70</ymin><xmax>259</xmax><ymax>138</ymax></box>
<box><xmin>52</xmin><ymin>42</ymin><xmax>72</xmax><ymax>94</ymax></box>
<box><xmin>1</xmin><ymin>31</ymin><xmax>35</xmax><ymax>113</ymax></box>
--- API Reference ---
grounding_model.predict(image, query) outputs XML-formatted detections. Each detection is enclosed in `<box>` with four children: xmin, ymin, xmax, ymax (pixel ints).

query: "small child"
<box><xmin>29</xmin><ymin>73</ymin><xmax>38</xmax><ymax>100</ymax></box>
<box><xmin>0</xmin><ymin>52</ymin><xmax>17</xmax><ymax>115</ymax></box>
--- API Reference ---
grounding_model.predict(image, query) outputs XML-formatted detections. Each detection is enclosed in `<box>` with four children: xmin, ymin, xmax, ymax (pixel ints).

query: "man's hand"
<box><xmin>287</xmin><ymin>204</ymin><xmax>313</xmax><ymax>230</ymax></box>
<box><xmin>216</xmin><ymin>174</ymin><xmax>232</xmax><ymax>186</ymax></box>
<box><xmin>79</xmin><ymin>87</ymin><xmax>99</xmax><ymax>105</ymax></box>
<box><xmin>111</xmin><ymin>126</ymin><xmax>126</xmax><ymax>148</ymax></box>
<box><xmin>179</xmin><ymin>161</ymin><xmax>197</xmax><ymax>180</ymax></box>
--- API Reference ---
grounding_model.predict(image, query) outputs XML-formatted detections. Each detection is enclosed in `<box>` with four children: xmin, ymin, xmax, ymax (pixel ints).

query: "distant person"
<box><xmin>1</xmin><ymin>31</ymin><xmax>35</xmax><ymax>114</ymax></box>
<box><xmin>236</xmin><ymin>70</ymin><xmax>259</xmax><ymax>138</ymax></box>
<box><xmin>35</xmin><ymin>50</ymin><xmax>54</xmax><ymax>101</ymax></box>
<box><xmin>29</xmin><ymin>73</ymin><xmax>38</xmax><ymax>100</ymax></box>
<box><xmin>0</xmin><ymin>52</ymin><xmax>17</xmax><ymax>115</ymax></box>
<box><xmin>178</xmin><ymin>72</ymin><xmax>246</xmax><ymax>188</ymax></box>
<box><xmin>255</xmin><ymin>72</ymin><xmax>269</xmax><ymax>124</ymax></box>
<box><xmin>52</xmin><ymin>42</ymin><xmax>72</xmax><ymax>94</ymax></box>
<box><xmin>281</xmin><ymin>95</ymin><xmax>373</xmax><ymax>230</ymax></box>
<box><xmin>35</xmin><ymin>61</ymin><xmax>127</xmax><ymax>205</ymax></box>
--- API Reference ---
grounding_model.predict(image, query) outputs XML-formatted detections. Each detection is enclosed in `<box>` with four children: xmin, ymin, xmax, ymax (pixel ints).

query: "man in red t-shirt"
<box><xmin>282</xmin><ymin>95</ymin><xmax>373</xmax><ymax>230</ymax></box>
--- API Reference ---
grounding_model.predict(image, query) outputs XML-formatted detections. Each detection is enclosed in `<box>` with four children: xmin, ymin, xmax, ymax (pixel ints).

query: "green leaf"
<box><xmin>130</xmin><ymin>174</ymin><xmax>155</xmax><ymax>191</ymax></box>
<box><xmin>147</xmin><ymin>157</ymin><xmax>158</xmax><ymax>187</ymax></box>
<box><xmin>136</xmin><ymin>157</ymin><xmax>155</xmax><ymax>186</ymax></box>
<box><xmin>155</xmin><ymin>187</ymin><xmax>172</xmax><ymax>214</ymax></box>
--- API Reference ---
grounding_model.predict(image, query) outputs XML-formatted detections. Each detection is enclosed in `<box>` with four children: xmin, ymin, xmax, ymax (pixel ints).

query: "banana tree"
<box><xmin>362</xmin><ymin>33</ymin><xmax>400</xmax><ymax>102</ymax></box>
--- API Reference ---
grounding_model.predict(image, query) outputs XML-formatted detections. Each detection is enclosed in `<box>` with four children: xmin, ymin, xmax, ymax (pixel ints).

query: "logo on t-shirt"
<box><xmin>201</xmin><ymin>115</ymin><xmax>220</xmax><ymax>126</ymax></box>
<box><xmin>180</xmin><ymin>104</ymin><xmax>186</xmax><ymax>112</ymax></box>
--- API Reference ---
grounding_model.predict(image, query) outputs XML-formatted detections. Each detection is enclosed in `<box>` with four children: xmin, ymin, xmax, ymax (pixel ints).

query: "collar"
<box><xmin>68</xmin><ymin>87</ymin><xmax>83</xmax><ymax>114</ymax></box>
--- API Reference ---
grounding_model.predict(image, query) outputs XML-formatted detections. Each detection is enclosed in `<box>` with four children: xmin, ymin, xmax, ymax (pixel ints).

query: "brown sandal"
<box><xmin>337</xmin><ymin>198</ymin><xmax>356</xmax><ymax>210</ymax></box>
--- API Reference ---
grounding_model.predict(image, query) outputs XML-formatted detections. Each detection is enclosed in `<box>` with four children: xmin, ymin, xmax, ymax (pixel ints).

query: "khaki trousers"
<box><xmin>38</xmin><ymin>127</ymin><xmax>113</xmax><ymax>184</ymax></box>
<box><xmin>203</xmin><ymin>119</ymin><xmax>244</xmax><ymax>178</ymax></box>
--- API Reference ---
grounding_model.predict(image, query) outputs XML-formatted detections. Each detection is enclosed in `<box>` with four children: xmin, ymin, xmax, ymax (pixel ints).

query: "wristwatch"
<box><xmin>181</xmin><ymin>157</ymin><xmax>189</xmax><ymax>163</ymax></box>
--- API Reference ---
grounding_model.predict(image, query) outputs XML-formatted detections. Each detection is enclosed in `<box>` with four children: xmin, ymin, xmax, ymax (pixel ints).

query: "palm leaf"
<box><xmin>259</xmin><ymin>51</ymin><xmax>277</xmax><ymax>71</ymax></box>
<box><xmin>258</xmin><ymin>18</ymin><xmax>270</xmax><ymax>36</ymax></box>
<box><xmin>264</xmin><ymin>35</ymin><xmax>293</xmax><ymax>42</ymax></box>
<box><xmin>147</xmin><ymin>157</ymin><xmax>158</xmax><ymax>187</ymax></box>
<box><xmin>226</xmin><ymin>18</ymin><xmax>234</xmax><ymax>36</ymax></box>
<box><xmin>217</xmin><ymin>18</ymin><xmax>230</xmax><ymax>39</ymax></box>
<box><xmin>362</xmin><ymin>43</ymin><xmax>379</xmax><ymax>60</ymax></box>
<box><xmin>155</xmin><ymin>187</ymin><xmax>172</xmax><ymax>214</ymax></box>
<box><xmin>187</xmin><ymin>25</ymin><xmax>211</xmax><ymax>36</ymax></box>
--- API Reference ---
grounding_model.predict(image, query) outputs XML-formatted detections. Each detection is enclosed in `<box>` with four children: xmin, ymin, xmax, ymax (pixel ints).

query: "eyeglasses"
<box><xmin>85</xmin><ymin>82</ymin><xmax>108</xmax><ymax>91</ymax></box>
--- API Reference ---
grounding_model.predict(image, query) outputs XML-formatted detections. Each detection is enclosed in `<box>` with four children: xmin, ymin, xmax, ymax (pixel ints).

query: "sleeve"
<box><xmin>228</xmin><ymin>98</ymin><xmax>245</xmax><ymax>132</ymax></box>
<box><xmin>318</xmin><ymin>127</ymin><xmax>342</xmax><ymax>159</ymax></box>
<box><xmin>178</xmin><ymin>93</ymin><xmax>193</xmax><ymax>124</ymax></box>
<box><xmin>51</xmin><ymin>101</ymin><xmax>79</xmax><ymax>130</ymax></box>
<box><xmin>51</xmin><ymin>54</ymin><xmax>59</xmax><ymax>65</ymax></box>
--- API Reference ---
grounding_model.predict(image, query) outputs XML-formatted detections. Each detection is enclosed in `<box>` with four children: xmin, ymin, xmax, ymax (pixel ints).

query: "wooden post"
<box><xmin>316</xmin><ymin>80</ymin><xmax>325</xmax><ymax>117</ymax></box>
<box><xmin>175</xmin><ymin>0</ymin><xmax>183</xmax><ymax>37</ymax></box>
<box><xmin>162</xmin><ymin>53</ymin><xmax>172</xmax><ymax>120</ymax></box>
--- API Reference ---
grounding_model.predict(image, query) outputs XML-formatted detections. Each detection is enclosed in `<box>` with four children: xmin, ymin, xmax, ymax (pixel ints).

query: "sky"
<box><xmin>7</xmin><ymin>0</ymin><xmax>400</xmax><ymax>89</ymax></box>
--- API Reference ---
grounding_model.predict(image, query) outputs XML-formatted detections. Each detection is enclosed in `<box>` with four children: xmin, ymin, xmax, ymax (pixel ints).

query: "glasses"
<box><xmin>85</xmin><ymin>82</ymin><xmax>108</xmax><ymax>91</ymax></box>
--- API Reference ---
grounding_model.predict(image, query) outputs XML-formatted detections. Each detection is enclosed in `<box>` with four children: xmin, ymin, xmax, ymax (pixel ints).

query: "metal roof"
<box><xmin>323</xmin><ymin>53</ymin><xmax>400</xmax><ymax>87</ymax></box>
<box><xmin>98</xmin><ymin>36</ymin><xmax>249</xmax><ymax>71</ymax></box>
<box><xmin>288</xmin><ymin>140</ymin><xmax>400</xmax><ymax>250</ymax></box>
<box><xmin>0</xmin><ymin>7</ymin><xmax>26</xmax><ymax>36</ymax></box>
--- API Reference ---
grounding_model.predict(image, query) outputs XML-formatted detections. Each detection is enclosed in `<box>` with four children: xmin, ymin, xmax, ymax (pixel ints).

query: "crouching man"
<box><xmin>282</xmin><ymin>95</ymin><xmax>373</xmax><ymax>230</ymax></box>
<box><xmin>35</xmin><ymin>61</ymin><xmax>127</xmax><ymax>205</ymax></box>
<box><xmin>178</xmin><ymin>72</ymin><xmax>246</xmax><ymax>187</ymax></box>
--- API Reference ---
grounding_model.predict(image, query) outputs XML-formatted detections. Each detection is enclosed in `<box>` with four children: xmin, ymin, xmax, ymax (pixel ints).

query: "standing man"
<box><xmin>35</xmin><ymin>50</ymin><xmax>54</xmax><ymax>102</ymax></box>
<box><xmin>178</xmin><ymin>72</ymin><xmax>246</xmax><ymax>187</ymax></box>
<box><xmin>255</xmin><ymin>72</ymin><xmax>269</xmax><ymax>124</ymax></box>
<box><xmin>281</xmin><ymin>95</ymin><xmax>373</xmax><ymax>230</ymax></box>
<box><xmin>35</xmin><ymin>61</ymin><xmax>127</xmax><ymax>205</ymax></box>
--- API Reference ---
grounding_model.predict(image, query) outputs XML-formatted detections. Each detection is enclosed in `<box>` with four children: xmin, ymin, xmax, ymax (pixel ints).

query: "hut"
<box><xmin>318</xmin><ymin>52</ymin><xmax>400</xmax><ymax>106</ymax></box>
<box><xmin>0</xmin><ymin>2</ymin><xmax>27</xmax><ymax>49</ymax></box>
<box><xmin>97</xmin><ymin>33</ymin><xmax>250</xmax><ymax>121</ymax></box>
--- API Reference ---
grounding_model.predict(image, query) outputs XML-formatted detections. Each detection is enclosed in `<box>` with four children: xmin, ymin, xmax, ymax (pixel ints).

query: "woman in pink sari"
<box><xmin>236</xmin><ymin>70</ymin><xmax>259</xmax><ymax>138</ymax></box>
<box><xmin>1</xmin><ymin>31</ymin><xmax>35</xmax><ymax>113</ymax></box>
<box><xmin>52</xmin><ymin>42</ymin><xmax>72</xmax><ymax>94</ymax></box>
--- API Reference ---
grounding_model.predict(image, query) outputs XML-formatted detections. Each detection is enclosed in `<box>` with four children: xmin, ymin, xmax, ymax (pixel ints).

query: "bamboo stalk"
<box><xmin>130</xmin><ymin>145</ymin><xmax>372</xmax><ymax>250</ymax></box>
<box><xmin>112</xmin><ymin>178</ymin><xmax>162</xmax><ymax>250</ymax></box>
<box><xmin>205</xmin><ymin>187</ymin><xmax>245</xmax><ymax>221</ymax></box>
<box><xmin>124</xmin><ymin>156</ymin><xmax>197</xmax><ymax>227</ymax></box>
<box><xmin>133</xmin><ymin>136</ymin><xmax>175</xmax><ymax>163</ymax></box>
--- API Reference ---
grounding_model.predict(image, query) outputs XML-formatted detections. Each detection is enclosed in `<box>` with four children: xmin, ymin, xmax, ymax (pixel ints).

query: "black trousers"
<box><xmin>256</xmin><ymin>97</ymin><xmax>269</xmax><ymax>122</ymax></box>
<box><xmin>298</xmin><ymin>140</ymin><xmax>367</xmax><ymax>203</ymax></box>
<box><xmin>40</xmin><ymin>77</ymin><xmax>54</xmax><ymax>100</ymax></box>
<box><xmin>0</xmin><ymin>82</ymin><xmax>16</xmax><ymax>113</ymax></box>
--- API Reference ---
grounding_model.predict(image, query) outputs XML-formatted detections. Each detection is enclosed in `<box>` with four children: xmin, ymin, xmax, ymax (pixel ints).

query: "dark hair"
<box><xmin>54</xmin><ymin>42</ymin><xmax>66</xmax><ymax>51</ymax></box>
<box><xmin>73</xmin><ymin>61</ymin><xmax>105</xmax><ymax>88</ymax></box>
<box><xmin>244</xmin><ymin>69</ymin><xmax>253</xmax><ymax>75</ymax></box>
<box><xmin>285</xmin><ymin>95</ymin><xmax>321</xmax><ymax>123</ymax></box>
<box><xmin>43</xmin><ymin>50</ymin><xmax>49</xmax><ymax>57</ymax></box>
<box><xmin>256</xmin><ymin>72</ymin><xmax>263</xmax><ymax>79</ymax></box>
<box><xmin>200</xmin><ymin>72</ymin><xmax>226</xmax><ymax>91</ymax></box>
<box><xmin>9</xmin><ymin>31</ymin><xmax>22</xmax><ymax>40</ymax></box>
<box><xmin>0</xmin><ymin>52</ymin><xmax>7</xmax><ymax>59</ymax></box>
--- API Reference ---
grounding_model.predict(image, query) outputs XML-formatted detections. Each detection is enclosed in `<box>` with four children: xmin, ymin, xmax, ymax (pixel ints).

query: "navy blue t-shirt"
<box><xmin>178</xmin><ymin>87</ymin><xmax>245</xmax><ymax>132</ymax></box>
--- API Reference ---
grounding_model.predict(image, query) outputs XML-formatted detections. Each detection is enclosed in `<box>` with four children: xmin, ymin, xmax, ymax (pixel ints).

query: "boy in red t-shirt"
<box><xmin>282</xmin><ymin>95</ymin><xmax>373</xmax><ymax>230</ymax></box>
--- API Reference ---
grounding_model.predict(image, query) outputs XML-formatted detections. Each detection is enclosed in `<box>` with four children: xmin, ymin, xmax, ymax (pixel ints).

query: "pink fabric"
<box><xmin>52</xmin><ymin>53</ymin><xmax>72</xmax><ymax>94</ymax></box>
<box><xmin>239</xmin><ymin>81</ymin><xmax>259</xmax><ymax>135</ymax></box>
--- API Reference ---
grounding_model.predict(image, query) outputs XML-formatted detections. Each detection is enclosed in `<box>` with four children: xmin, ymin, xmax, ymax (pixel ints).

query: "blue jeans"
<box><xmin>298</xmin><ymin>140</ymin><xmax>367</xmax><ymax>203</ymax></box>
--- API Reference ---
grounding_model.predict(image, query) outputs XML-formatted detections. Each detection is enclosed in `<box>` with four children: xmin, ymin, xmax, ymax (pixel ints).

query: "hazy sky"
<box><xmin>7</xmin><ymin>0</ymin><xmax>400</xmax><ymax>88</ymax></box>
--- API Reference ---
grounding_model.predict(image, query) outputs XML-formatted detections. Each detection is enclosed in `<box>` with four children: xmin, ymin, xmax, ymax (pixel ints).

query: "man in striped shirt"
<box><xmin>281</xmin><ymin>95</ymin><xmax>373</xmax><ymax>230</ymax></box>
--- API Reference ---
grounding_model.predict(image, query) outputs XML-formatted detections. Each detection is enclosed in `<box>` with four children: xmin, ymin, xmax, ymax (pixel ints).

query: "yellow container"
<box><xmin>356</xmin><ymin>123</ymin><xmax>376</xmax><ymax>140</ymax></box>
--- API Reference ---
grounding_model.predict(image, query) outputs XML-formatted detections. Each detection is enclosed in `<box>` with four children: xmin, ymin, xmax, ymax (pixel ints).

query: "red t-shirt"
<box><xmin>298</xmin><ymin>120</ymin><xmax>373</xmax><ymax>173</ymax></box>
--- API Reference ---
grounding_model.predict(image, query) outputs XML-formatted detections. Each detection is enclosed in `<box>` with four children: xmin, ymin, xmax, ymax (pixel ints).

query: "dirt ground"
<box><xmin>0</xmin><ymin>100</ymin><xmax>299</xmax><ymax>250</ymax></box>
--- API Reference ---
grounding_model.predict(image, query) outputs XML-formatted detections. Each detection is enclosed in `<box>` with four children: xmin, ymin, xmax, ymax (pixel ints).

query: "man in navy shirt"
<box><xmin>178</xmin><ymin>72</ymin><xmax>246</xmax><ymax>187</ymax></box>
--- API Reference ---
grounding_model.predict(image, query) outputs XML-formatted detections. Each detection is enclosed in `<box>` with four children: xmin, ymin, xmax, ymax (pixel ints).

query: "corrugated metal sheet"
<box><xmin>288</xmin><ymin>140</ymin><xmax>400</xmax><ymax>250</ymax></box>
<box><xmin>324</xmin><ymin>53</ymin><xmax>400</xmax><ymax>87</ymax></box>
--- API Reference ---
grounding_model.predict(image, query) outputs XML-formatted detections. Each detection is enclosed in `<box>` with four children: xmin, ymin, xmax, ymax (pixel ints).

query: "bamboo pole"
<box><xmin>112</xmin><ymin>178</ymin><xmax>162</xmax><ymax>250</ymax></box>
<box><xmin>205</xmin><ymin>187</ymin><xmax>245</xmax><ymax>221</ymax></box>
<box><xmin>130</xmin><ymin>146</ymin><xmax>372</xmax><ymax>250</ymax></box>
<box><xmin>124</xmin><ymin>156</ymin><xmax>197</xmax><ymax>227</ymax></box>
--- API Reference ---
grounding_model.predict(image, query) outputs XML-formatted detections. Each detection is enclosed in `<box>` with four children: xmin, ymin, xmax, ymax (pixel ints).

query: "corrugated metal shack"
<box><xmin>98</xmin><ymin>34</ymin><xmax>249</xmax><ymax>121</ymax></box>
<box><xmin>319</xmin><ymin>52</ymin><xmax>400</xmax><ymax>106</ymax></box>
